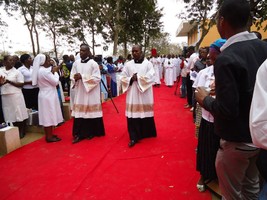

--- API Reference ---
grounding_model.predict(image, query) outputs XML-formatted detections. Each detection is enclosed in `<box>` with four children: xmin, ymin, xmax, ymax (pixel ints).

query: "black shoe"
<box><xmin>46</xmin><ymin>136</ymin><xmax>61</xmax><ymax>143</ymax></box>
<box><xmin>87</xmin><ymin>135</ymin><xmax>95</xmax><ymax>140</ymax></box>
<box><xmin>128</xmin><ymin>140</ymin><xmax>137</xmax><ymax>147</ymax></box>
<box><xmin>72</xmin><ymin>136</ymin><xmax>82</xmax><ymax>144</ymax></box>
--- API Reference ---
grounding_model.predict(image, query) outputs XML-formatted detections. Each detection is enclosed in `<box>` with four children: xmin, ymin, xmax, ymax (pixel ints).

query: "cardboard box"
<box><xmin>0</xmin><ymin>126</ymin><xmax>21</xmax><ymax>155</ymax></box>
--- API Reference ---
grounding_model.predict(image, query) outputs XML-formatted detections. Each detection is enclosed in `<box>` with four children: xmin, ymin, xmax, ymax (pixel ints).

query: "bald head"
<box><xmin>132</xmin><ymin>45</ymin><xmax>143</xmax><ymax>60</ymax></box>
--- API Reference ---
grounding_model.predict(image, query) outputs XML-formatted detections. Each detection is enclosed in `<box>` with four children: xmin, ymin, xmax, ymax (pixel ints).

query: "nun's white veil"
<box><xmin>32</xmin><ymin>54</ymin><xmax>46</xmax><ymax>86</ymax></box>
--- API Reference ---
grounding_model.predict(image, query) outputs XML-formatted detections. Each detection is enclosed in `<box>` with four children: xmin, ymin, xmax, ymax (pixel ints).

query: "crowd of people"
<box><xmin>187</xmin><ymin>0</ymin><xmax>267</xmax><ymax>199</ymax></box>
<box><xmin>0</xmin><ymin>0</ymin><xmax>267</xmax><ymax>198</ymax></box>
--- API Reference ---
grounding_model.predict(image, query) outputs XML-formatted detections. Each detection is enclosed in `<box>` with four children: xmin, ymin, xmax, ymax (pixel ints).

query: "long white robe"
<box><xmin>120</xmin><ymin>59</ymin><xmax>155</xmax><ymax>118</ymax></box>
<box><xmin>164</xmin><ymin>58</ymin><xmax>174</xmax><ymax>86</ymax></box>
<box><xmin>171</xmin><ymin>58</ymin><xmax>177</xmax><ymax>81</ymax></box>
<box><xmin>38</xmin><ymin>66</ymin><xmax>63</xmax><ymax>126</ymax></box>
<box><xmin>150</xmin><ymin>57</ymin><xmax>161</xmax><ymax>85</ymax></box>
<box><xmin>70</xmin><ymin>59</ymin><xmax>102</xmax><ymax>118</ymax></box>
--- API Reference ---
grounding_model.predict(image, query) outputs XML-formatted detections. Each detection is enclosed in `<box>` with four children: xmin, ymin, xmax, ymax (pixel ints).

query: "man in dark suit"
<box><xmin>195</xmin><ymin>0</ymin><xmax>267</xmax><ymax>199</ymax></box>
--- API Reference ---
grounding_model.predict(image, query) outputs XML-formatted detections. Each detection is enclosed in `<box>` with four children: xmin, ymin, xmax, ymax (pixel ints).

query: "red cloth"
<box><xmin>151</xmin><ymin>48</ymin><xmax>157</xmax><ymax>56</ymax></box>
<box><xmin>180</xmin><ymin>60</ymin><xmax>185</xmax><ymax>69</ymax></box>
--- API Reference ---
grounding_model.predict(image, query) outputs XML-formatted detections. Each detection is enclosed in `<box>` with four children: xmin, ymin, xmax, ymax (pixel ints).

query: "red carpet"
<box><xmin>0</xmin><ymin>83</ymin><xmax>211</xmax><ymax>200</ymax></box>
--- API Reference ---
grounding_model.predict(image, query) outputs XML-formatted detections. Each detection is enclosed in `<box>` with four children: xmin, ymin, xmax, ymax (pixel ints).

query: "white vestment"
<box><xmin>120</xmin><ymin>59</ymin><xmax>155</xmax><ymax>118</ymax></box>
<box><xmin>171</xmin><ymin>58</ymin><xmax>177</xmax><ymax>81</ymax></box>
<box><xmin>38</xmin><ymin>66</ymin><xmax>63</xmax><ymax>126</ymax></box>
<box><xmin>70</xmin><ymin>59</ymin><xmax>103</xmax><ymax>118</ymax></box>
<box><xmin>164</xmin><ymin>58</ymin><xmax>174</xmax><ymax>86</ymax></box>
<box><xmin>173</xmin><ymin>57</ymin><xmax>182</xmax><ymax>78</ymax></box>
<box><xmin>150</xmin><ymin>57</ymin><xmax>161</xmax><ymax>85</ymax></box>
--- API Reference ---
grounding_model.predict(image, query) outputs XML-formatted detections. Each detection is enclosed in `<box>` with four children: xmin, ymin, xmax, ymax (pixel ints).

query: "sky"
<box><xmin>157</xmin><ymin>0</ymin><xmax>187</xmax><ymax>43</ymax></box>
<box><xmin>1</xmin><ymin>0</ymin><xmax>187</xmax><ymax>56</ymax></box>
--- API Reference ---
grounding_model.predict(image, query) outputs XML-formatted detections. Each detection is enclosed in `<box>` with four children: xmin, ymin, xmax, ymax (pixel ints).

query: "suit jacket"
<box><xmin>203</xmin><ymin>32</ymin><xmax>267</xmax><ymax>143</ymax></box>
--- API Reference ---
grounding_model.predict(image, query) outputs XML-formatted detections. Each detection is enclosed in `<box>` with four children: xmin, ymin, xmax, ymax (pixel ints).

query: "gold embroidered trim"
<box><xmin>73</xmin><ymin>104</ymin><xmax>102</xmax><ymax>113</ymax></box>
<box><xmin>126</xmin><ymin>104</ymin><xmax>153</xmax><ymax>113</ymax></box>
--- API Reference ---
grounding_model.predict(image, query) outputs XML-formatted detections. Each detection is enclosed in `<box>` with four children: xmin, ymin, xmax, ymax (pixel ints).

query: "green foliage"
<box><xmin>117</xmin><ymin>0</ymin><xmax>163</xmax><ymax>50</ymax></box>
<box><xmin>0</xmin><ymin>0</ymin><xmax>165</xmax><ymax>56</ymax></box>
<box><xmin>180</xmin><ymin>0</ymin><xmax>267</xmax><ymax>48</ymax></box>
<box><xmin>249</xmin><ymin>0</ymin><xmax>267</xmax><ymax>31</ymax></box>
<box><xmin>178</xmin><ymin>0</ymin><xmax>217</xmax><ymax>49</ymax></box>
<box><xmin>147</xmin><ymin>32</ymin><xmax>183</xmax><ymax>56</ymax></box>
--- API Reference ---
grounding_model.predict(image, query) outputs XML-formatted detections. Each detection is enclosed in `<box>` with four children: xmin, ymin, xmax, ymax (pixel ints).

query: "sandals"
<box><xmin>196</xmin><ymin>176</ymin><xmax>206</xmax><ymax>192</ymax></box>
<box><xmin>196</xmin><ymin>183</ymin><xmax>206</xmax><ymax>192</ymax></box>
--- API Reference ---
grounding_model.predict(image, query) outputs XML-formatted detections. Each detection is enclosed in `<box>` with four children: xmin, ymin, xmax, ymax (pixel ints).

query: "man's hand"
<box><xmin>52</xmin><ymin>66</ymin><xmax>60</xmax><ymax>74</ymax></box>
<box><xmin>129</xmin><ymin>73</ymin><xmax>137</xmax><ymax>86</ymax></box>
<box><xmin>195</xmin><ymin>87</ymin><xmax>210</xmax><ymax>107</ymax></box>
<box><xmin>74</xmin><ymin>73</ymin><xmax>82</xmax><ymax>81</ymax></box>
<box><xmin>209</xmin><ymin>81</ymin><xmax>216</xmax><ymax>96</ymax></box>
<box><xmin>0</xmin><ymin>76</ymin><xmax>6</xmax><ymax>85</ymax></box>
<box><xmin>132</xmin><ymin>73</ymin><xmax>137</xmax><ymax>82</ymax></box>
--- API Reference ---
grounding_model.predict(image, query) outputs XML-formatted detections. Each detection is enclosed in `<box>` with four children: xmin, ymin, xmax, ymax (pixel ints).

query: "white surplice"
<box><xmin>38</xmin><ymin>66</ymin><xmax>63</xmax><ymax>126</ymax></box>
<box><xmin>163</xmin><ymin>58</ymin><xmax>174</xmax><ymax>86</ymax></box>
<box><xmin>150</xmin><ymin>57</ymin><xmax>161</xmax><ymax>84</ymax></box>
<box><xmin>120</xmin><ymin>59</ymin><xmax>155</xmax><ymax>118</ymax></box>
<box><xmin>70</xmin><ymin>59</ymin><xmax>102</xmax><ymax>118</ymax></box>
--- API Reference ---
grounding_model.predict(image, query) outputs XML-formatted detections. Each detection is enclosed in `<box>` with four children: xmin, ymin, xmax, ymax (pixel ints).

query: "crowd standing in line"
<box><xmin>193</xmin><ymin>39</ymin><xmax>226</xmax><ymax>192</ymax></box>
<box><xmin>195</xmin><ymin>0</ymin><xmax>267</xmax><ymax>199</ymax></box>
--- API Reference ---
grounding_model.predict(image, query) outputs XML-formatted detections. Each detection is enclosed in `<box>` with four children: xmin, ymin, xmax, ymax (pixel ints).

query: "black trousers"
<box><xmin>72</xmin><ymin>117</ymin><xmax>105</xmax><ymax>138</ymax></box>
<box><xmin>127</xmin><ymin>117</ymin><xmax>157</xmax><ymax>141</ymax></box>
<box><xmin>186</xmin><ymin>74</ymin><xmax>193</xmax><ymax>106</ymax></box>
<box><xmin>22</xmin><ymin>88</ymin><xmax>39</xmax><ymax>110</ymax></box>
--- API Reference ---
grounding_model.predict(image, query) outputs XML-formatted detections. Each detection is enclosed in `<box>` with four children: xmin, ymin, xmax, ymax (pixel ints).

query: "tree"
<box><xmin>66</xmin><ymin>0</ymin><xmax>106</xmax><ymax>55</ymax></box>
<box><xmin>178</xmin><ymin>0</ymin><xmax>216</xmax><ymax>50</ymax></box>
<box><xmin>38</xmin><ymin>0</ymin><xmax>71</xmax><ymax>58</ymax></box>
<box><xmin>97</xmin><ymin>0</ymin><xmax>163</xmax><ymax>56</ymax></box>
<box><xmin>248</xmin><ymin>0</ymin><xmax>267</xmax><ymax>31</ymax></box>
<box><xmin>179</xmin><ymin>0</ymin><xmax>267</xmax><ymax>49</ymax></box>
<box><xmin>96</xmin><ymin>0</ymin><xmax>123</xmax><ymax>56</ymax></box>
<box><xmin>1</xmin><ymin>0</ymin><xmax>41</xmax><ymax>56</ymax></box>
<box><xmin>148</xmin><ymin>32</ymin><xmax>183</xmax><ymax>56</ymax></box>
<box><xmin>117</xmin><ymin>0</ymin><xmax>163</xmax><ymax>57</ymax></box>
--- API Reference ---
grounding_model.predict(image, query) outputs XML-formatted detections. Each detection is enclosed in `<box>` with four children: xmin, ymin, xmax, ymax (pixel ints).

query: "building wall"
<box><xmin>187</xmin><ymin>21</ymin><xmax>267</xmax><ymax>48</ymax></box>
<box><xmin>251</xmin><ymin>21</ymin><xmax>267</xmax><ymax>39</ymax></box>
